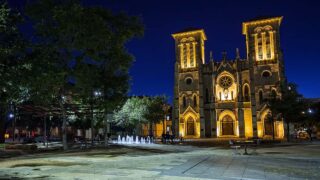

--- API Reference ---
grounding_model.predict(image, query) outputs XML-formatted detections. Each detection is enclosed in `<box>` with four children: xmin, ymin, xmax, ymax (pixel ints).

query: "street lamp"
<box><xmin>308</xmin><ymin>108</ymin><xmax>313</xmax><ymax>114</ymax></box>
<box><xmin>94</xmin><ymin>90</ymin><xmax>102</xmax><ymax>97</ymax></box>
<box><xmin>91</xmin><ymin>90</ymin><xmax>102</xmax><ymax>145</ymax></box>
<box><xmin>9</xmin><ymin>113</ymin><xmax>14</xmax><ymax>119</ymax></box>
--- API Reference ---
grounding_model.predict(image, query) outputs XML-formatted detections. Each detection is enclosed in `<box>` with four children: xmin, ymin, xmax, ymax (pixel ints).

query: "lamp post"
<box><xmin>9</xmin><ymin>112</ymin><xmax>14</xmax><ymax>142</ymax></box>
<box><xmin>91</xmin><ymin>90</ymin><xmax>102</xmax><ymax>146</ymax></box>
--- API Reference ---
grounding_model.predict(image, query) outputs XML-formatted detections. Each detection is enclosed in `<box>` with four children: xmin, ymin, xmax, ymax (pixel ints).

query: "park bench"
<box><xmin>230</xmin><ymin>139</ymin><xmax>260</xmax><ymax>155</ymax></box>
<box><xmin>229</xmin><ymin>140</ymin><xmax>241</xmax><ymax>155</ymax></box>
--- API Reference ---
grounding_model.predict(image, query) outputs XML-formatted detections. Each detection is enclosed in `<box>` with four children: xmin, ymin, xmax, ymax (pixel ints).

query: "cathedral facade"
<box><xmin>172</xmin><ymin>17</ymin><xmax>285</xmax><ymax>139</ymax></box>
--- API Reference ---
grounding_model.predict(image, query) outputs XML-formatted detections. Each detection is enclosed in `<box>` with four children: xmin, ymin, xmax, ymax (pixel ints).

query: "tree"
<box><xmin>144</xmin><ymin>96</ymin><xmax>167</xmax><ymax>137</ymax></box>
<box><xmin>25</xmin><ymin>0</ymin><xmax>143</xmax><ymax>149</ymax></box>
<box><xmin>267</xmin><ymin>82</ymin><xmax>306</xmax><ymax>141</ymax></box>
<box><xmin>112</xmin><ymin>97</ymin><xmax>149</xmax><ymax>133</ymax></box>
<box><xmin>311</xmin><ymin>102</ymin><xmax>320</xmax><ymax>127</ymax></box>
<box><xmin>0</xmin><ymin>1</ymin><xmax>29</xmax><ymax>143</ymax></box>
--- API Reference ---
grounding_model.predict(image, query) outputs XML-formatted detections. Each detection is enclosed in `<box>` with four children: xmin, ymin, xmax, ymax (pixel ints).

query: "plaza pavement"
<box><xmin>0</xmin><ymin>142</ymin><xmax>320</xmax><ymax>180</ymax></box>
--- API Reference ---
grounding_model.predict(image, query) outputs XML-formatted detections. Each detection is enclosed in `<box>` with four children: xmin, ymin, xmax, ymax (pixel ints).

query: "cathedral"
<box><xmin>172</xmin><ymin>16</ymin><xmax>285</xmax><ymax>139</ymax></box>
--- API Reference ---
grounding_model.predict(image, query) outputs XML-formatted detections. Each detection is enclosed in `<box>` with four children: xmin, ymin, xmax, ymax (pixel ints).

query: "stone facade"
<box><xmin>172</xmin><ymin>17</ymin><xmax>285</xmax><ymax>139</ymax></box>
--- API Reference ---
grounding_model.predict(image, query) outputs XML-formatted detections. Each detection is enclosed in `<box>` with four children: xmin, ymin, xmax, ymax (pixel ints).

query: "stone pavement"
<box><xmin>0</xmin><ymin>142</ymin><xmax>319</xmax><ymax>179</ymax></box>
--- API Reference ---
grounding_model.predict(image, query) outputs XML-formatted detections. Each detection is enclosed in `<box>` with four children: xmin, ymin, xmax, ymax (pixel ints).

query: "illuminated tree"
<box><xmin>112</xmin><ymin>96</ymin><xmax>149</xmax><ymax>133</ymax></box>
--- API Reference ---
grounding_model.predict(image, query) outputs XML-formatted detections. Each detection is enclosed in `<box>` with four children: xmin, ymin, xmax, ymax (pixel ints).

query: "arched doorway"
<box><xmin>264</xmin><ymin>116</ymin><xmax>273</xmax><ymax>136</ymax></box>
<box><xmin>222</xmin><ymin>115</ymin><xmax>234</xmax><ymax>135</ymax></box>
<box><xmin>187</xmin><ymin>118</ymin><xmax>195</xmax><ymax>135</ymax></box>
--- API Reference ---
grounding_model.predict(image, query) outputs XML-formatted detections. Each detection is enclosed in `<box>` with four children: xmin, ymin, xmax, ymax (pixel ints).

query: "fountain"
<box><xmin>113</xmin><ymin>135</ymin><xmax>153</xmax><ymax>145</ymax></box>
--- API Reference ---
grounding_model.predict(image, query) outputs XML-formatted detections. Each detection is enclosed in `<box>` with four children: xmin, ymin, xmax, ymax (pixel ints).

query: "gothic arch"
<box><xmin>181</xmin><ymin>108</ymin><xmax>200</xmax><ymax>137</ymax></box>
<box><xmin>243</xmin><ymin>83</ymin><xmax>250</xmax><ymax>101</ymax></box>
<box><xmin>193</xmin><ymin>94</ymin><xmax>197</xmax><ymax>107</ymax></box>
<box><xmin>260</xmin><ymin>109</ymin><xmax>273</xmax><ymax>136</ymax></box>
<box><xmin>271</xmin><ymin>88</ymin><xmax>277</xmax><ymax>97</ymax></box>
<box><xmin>263</xmin><ymin>25</ymin><xmax>273</xmax><ymax>31</ymax></box>
<box><xmin>254</xmin><ymin>26</ymin><xmax>263</xmax><ymax>33</ymax></box>
<box><xmin>186</xmin><ymin>117</ymin><xmax>195</xmax><ymax>135</ymax></box>
<box><xmin>261</xmin><ymin>70</ymin><xmax>272</xmax><ymax>78</ymax></box>
<box><xmin>181</xmin><ymin>94</ymin><xmax>187</xmax><ymax>108</ymax></box>
<box><xmin>217</xmin><ymin>110</ymin><xmax>238</xmax><ymax>137</ymax></box>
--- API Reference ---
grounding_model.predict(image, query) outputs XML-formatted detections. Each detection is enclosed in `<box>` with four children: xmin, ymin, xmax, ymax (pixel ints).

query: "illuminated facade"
<box><xmin>172</xmin><ymin>17</ymin><xmax>285</xmax><ymax>139</ymax></box>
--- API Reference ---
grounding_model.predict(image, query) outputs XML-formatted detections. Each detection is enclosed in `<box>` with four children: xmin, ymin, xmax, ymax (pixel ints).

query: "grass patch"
<box><xmin>10</xmin><ymin>161</ymin><xmax>87</xmax><ymax>168</ymax></box>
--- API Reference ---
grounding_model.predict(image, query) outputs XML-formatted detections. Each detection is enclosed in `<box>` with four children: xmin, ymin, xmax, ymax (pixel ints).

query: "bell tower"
<box><xmin>172</xmin><ymin>28</ymin><xmax>206</xmax><ymax>68</ymax></box>
<box><xmin>242</xmin><ymin>16</ymin><xmax>285</xmax><ymax>138</ymax></box>
<box><xmin>243</xmin><ymin>16</ymin><xmax>283</xmax><ymax>63</ymax></box>
<box><xmin>172</xmin><ymin>28</ymin><xmax>207</xmax><ymax>138</ymax></box>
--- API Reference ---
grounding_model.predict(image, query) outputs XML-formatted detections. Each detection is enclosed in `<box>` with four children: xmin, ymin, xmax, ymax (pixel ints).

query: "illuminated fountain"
<box><xmin>113</xmin><ymin>135</ymin><xmax>152</xmax><ymax>145</ymax></box>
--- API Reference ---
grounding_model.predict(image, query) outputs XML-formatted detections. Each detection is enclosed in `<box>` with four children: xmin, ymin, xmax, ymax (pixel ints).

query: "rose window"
<box><xmin>219</xmin><ymin>76</ymin><xmax>232</xmax><ymax>88</ymax></box>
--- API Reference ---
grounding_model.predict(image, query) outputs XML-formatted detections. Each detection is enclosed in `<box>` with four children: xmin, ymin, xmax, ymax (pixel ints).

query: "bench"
<box><xmin>229</xmin><ymin>140</ymin><xmax>241</xmax><ymax>155</ymax></box>
<box><xmin>230</xmin><ymin>139</ymin><xmax>260</xmax><ymax>155</ymax></box>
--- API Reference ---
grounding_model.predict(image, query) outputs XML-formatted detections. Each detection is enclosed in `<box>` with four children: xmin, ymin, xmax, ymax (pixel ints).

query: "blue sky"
<box><xmin>10</xmin><ymin>0</ymin><xmax>320</xmax><ymax>103</ymax></box>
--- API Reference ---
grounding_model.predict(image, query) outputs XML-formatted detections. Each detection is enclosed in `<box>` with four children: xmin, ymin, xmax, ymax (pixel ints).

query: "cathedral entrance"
<box><xmin>222</xmin><ymin>115</ymin><xmax>234</xmax><ymax>135</ymax></box>
<box><xmin>264</xmin><ymin>117</ymin><xmax>273</xmax><ymax>136</ymax></box>
<box><xmin>187</xmin><ymin>118</ymin><xmax>195</xmax><ymax>135</ymax></box>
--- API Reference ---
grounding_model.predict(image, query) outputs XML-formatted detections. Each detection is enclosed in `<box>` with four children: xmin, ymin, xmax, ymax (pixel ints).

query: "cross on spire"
<box><xmin>222</xmin><ymin>51</ymin><xmax>227</xmax><ymax>62</ymax></box>
<box><xmin>236</xmin><ymin>48</ymin><xmax>240</xmax><ymax>59</ymax></box>
<box><xmin>209</xmin><ymin>51</ymin><xmax>214</xmax><ymax>62</ymax></box>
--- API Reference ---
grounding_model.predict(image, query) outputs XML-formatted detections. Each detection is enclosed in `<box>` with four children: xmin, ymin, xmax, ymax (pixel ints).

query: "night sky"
<box><xmin>10</xmin><ymin>0</ymin><xmax>320</xmax><ymax>103</ymax></box>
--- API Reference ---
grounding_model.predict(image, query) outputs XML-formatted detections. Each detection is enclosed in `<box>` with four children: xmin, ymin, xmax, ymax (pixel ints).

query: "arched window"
<box><xmin>254</xmin><ymin>26</ymin><xmax>274</xmax><ymax>61</ymax></box>
<box><xmin>219</xmin><ymin>92</ymin><xmax>222</xmax><ymax>101</ymax></box>
<box><xmin>183</xmin><ymin>96</ymin><xmax>186</xmax><ymax>107</ymax></box>
<box><xmin>205</xmin><ymin>88</ymin><xmax>209</xmax><ymax>103</ymax></box>
<box><xmin>185</xmin><ymin>78</ymin><xmax>193</xmax><ymax>85</ymax></box>
<box><xmin>262</xmin><ymin>71</ymin><xmax>271</xmax><ymax>78</ymax></box>
<box><xmin>231</xmin><ymin>91</ymin><xmax>234</xmax><ymax>100</ymax></box>
<box><xmin>259</xmin><ymin>91</ymin><xmax>263</xmax><ymax>105</ymax></box>
<box><xmin>244</xmin><ymin>85</ymin><xmax>250</xmax><ymax>102</ymax></box>
<box><xmin>193</xmin><ymin>95</ymin><xmax>197</xmax><ymax>107</ymax></box>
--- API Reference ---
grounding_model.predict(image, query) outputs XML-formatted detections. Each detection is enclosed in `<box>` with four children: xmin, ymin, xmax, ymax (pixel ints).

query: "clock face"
<box><xmin>219</xmin><ymin>76</ymin><xmax>232</xmax><ymax>88</ymax></box>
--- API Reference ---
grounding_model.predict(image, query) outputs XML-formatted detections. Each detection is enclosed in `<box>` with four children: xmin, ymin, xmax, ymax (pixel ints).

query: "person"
<box><xmin>161</xmin><ymin>133</ymin><xmax>165</xmax><ymax>143</ymax></box>
<box><xmin>170</xmin><ymin>133</ymin><xmax>175</xmax><ymax>143</ymax></box>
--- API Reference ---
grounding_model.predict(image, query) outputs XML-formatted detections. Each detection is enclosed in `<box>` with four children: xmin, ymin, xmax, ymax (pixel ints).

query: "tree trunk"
<box><xmin>104</xmin><ymin>112</ymin><xmax>108</xmax><ymax>147</ymax></box>
<box><xmin>91</xmin><ymin>102</ymin><xmax>94</xmax><ymax>146</ymax></box>
<box><xmin>43</xmin><ymin>117</ymin><xmax>46</xmax><ymax>147</ymax></box>
<box><xmin>286</xmin><ymin>121</ymin><xmax>290</xmax><ymax>142</ymax></box>
<box><xmin>0</xmin><ymin>104</ymin><xmax>5</xmax><ymax>143</ymax></box>
<box><xmin>149</xmin><ymin>122</ymin><xmax>153</xmax><ymax>137</ymax></box>
<box><xmin>163</xmin><ymin>119</ymin><xmax>166</xmax><ymax>134</ymax></box>
<box><xmin>12</xmin><ymin>116</ymin><xmax>16</xmax><ymax>142</ymax></box>
<box><xmin>59</xmin><ymin>100</ymin><xmax>68</xmax><ymax>150</ymax></box>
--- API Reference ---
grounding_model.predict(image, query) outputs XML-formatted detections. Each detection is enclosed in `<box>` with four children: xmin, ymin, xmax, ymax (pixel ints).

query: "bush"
<box><xmin>5</xmin><ymin>144</ymin><xmax>37</xmax><ymax>151</ymax></box>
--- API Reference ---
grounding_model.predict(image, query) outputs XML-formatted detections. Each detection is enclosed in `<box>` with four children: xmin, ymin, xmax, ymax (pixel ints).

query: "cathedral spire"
<box><xmin>209</xmin><ymin>51</ymin><xmax>214</xmax><ymax>62</ymax></box>
<box><xmin>236</xmin><ymin>48</ymin><xmax>240</xmax><ymax>59</ymax></box>
<box><xmin>222</xmin><ymin>51</ymin><xmax>227</xmax><ymax>62</ymax></box>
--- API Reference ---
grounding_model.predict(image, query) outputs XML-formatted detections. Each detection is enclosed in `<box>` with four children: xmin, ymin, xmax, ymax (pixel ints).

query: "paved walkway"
<box><xmin>0</xmin><ymin>143</ymin><xmax>319</xmax><ymax>179</ymax></box>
